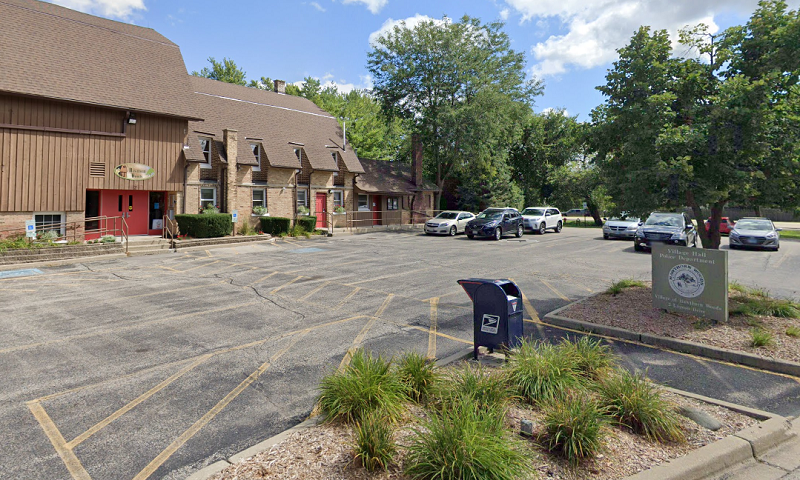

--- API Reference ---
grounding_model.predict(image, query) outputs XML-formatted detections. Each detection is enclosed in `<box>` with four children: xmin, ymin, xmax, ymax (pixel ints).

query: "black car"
<box><xmin>634</xmin><ymin>212</ymin><xmax>698</xmax><ymax>251</ymax></box>
<box><xmin>466</xmin><ymin>208</ymin><xmax>524</xmax><ymax>240</ymax></box>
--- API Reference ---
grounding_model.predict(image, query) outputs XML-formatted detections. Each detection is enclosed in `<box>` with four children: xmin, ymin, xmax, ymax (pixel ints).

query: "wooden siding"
<box><xmin>0</xmin><ymin>94</ymin><xmax>186</xmax><ymax>212</ymax></box>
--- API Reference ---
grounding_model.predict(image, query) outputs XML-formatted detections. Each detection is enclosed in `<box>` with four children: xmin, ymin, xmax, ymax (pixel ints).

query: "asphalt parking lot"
<box><xmin>1</xmin><ymin>227</ymin><xmax>799</xmax><ymax>480</ymax></box>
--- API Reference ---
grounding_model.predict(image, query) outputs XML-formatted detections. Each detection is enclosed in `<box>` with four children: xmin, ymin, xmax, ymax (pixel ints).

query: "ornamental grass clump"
<box><xmin>559</xmin><ymin>336</ymin><xmax>616</xmax><ymax>381</ymax></box>
<box><xmin>606</xmin><ymin>278</ymin><xmax>646</xmax><ymax>296</ymax></box>
<box><xmin>786</xmin><ymin>326</ymin><xmax>800</xmax><ymax>338</ymax></box>
<box><xmin>750</xmin><ymin>328</ymin><xmax>774</xmax><ymax>348</ymax></box>
<box><xmin>396</xmin><ymin>351</ymin><xmax>439</xmax><ymax>403</ymax></box>
<box><xmin>506</xmin><ymin>340</ymin><xmax>582</xmax><ymax>405</ymax></box>
<box><xmin>405</xmin><ymin>395</ymin><xmax>528</xmax><ymax>480</ymax></box>
<box><xmin>443</xmin><ymin>363</ymin><xmax>513</xmax><ymax>412</ymax></box>
<box><xmin>317</xmin><ymin>349</ymin><xmax>406</xmax><ymax>424</ymax></box>
<box><xmin>596</xmin><ymin>369</ymin><xmax>685</xmax><ymax>443</ymax></box>
<box><xmin>542</xmin><ymin>392</ymin><xmax>607</xmax><ymax>465</ymax></box>
<box><xmin>352</xmin><ymin>409</ymin><xmax>397</xmax><ymax>472</ymax></box>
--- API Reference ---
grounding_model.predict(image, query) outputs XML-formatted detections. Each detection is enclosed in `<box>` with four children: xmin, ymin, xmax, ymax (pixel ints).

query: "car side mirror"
<box><xmin>685</xmin><ymin>225</ymin><xmax>693</xmax><ymax>231</ymax></box>
<box><xmin>638</xmin><ymin>222</ymin><xmax>643</xmax><ymax>226</ymax></box>
<box><xmin>776</xmin><ymin>228</ymin><xmax>783</xmax><ymax>232</ymax></box>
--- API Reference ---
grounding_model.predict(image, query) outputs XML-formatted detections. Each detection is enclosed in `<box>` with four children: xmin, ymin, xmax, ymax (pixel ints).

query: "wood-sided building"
<box><xmin>0</xmin><ymin>0</ymin><xmax>200</xmax><ymax>238</ymax></box>
<box><xmin>183</xmin><ymin>77</ymin><xmax>365</xmax><ymax>230</ymax></box>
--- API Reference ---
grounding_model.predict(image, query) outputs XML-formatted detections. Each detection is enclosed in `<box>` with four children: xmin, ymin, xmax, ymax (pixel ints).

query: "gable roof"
<box><xmin>356</xmin><ymin>158</ymin><xmax>438</xmax><ymax>194</ymax></box>
<box><xmin>187</xmin><ymin>77</ymin><xmax>364</xmax><ymax>173</ymax></box>
<box><xmin>0</xmin><ymin>0</ymin><xmax>200</xmax><ymax>120</ymax></box>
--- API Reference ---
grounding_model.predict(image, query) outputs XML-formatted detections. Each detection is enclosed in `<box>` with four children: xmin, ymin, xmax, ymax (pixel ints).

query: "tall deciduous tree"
<box><xmin>367</xmin><ymin>15</ymin><xmax>542</xmax><ymax>208</ymax></box>
<box><xmin>191</xmin><ymin>57</ymin><xmax>247</xmax><ymax>85</ymax></box>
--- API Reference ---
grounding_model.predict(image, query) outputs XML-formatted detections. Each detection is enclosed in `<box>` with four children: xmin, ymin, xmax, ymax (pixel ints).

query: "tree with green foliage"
<box><xmin>191</xmin><ymin>57</ymin><xmax>247</xmax><ymax>85</ymax></box>
<box><xmin>548</xmin><ymin>155</ymin><xmax>613</xmax><ymax>226</ymax></box>
<box><xmin>248</xmin><ymin>76</ymin><xmax>274</xmax><ymax>90</ymax></box>
<box><xmin>367</xmin><ymin>15</ymin><xmax>542</xmax><ymax>209</ymax></box>
<box><xmin>591</xmin><ymin>0</ymin><xmax>800</xmax><ymax>249</ymax></box>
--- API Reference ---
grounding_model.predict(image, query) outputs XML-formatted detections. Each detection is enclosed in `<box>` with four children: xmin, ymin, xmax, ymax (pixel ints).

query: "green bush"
<box><xmin>596</xmin><ymin>369</ymin><xmax>684</xmax><ymax>443</ymax></box>
<box><xmin>290</xmin><ymin>225</ymin><xmax>310</xmax><ymax>238</ymax></box>
<box><xmin>259</xmin><ymin>217</ymin><xmax>291</xmax><ymax>236</ymax></box>
<box><xmin>317</xmin><ymin>349</ymin><xmax>406</xmax><ymax>424</ymax></box>
<box><xmin>543</xmin><ymin>392</ymin><xmax>607</xmax><ymax>465</ymax></box>
<box><xmin>506</xmin><ymin>340</ymin><xmax>582</xmax><ymax>405</ymax></box>
<box><xmin>174</xmin><ymin>214</ymin><xmax>232</xmax><ymax>238</ymax></box>
<box><xmin>352</xmin><ymin>410</ymin><xmax>397</xmax><ymax>472</ymax></box>
<box><xmin>606</xmin><ymin>278</ymin><xmax>646</xmax><ymax>295</ymax></box>
<box><xmin>444</xmin><ymin>364</ymin><xmax>512</xmax><ymax>412</ymax></box>
<box><xmin>405</xmin><ymin>395</ymin><xmax>528</xmax><ymax>480</ymax></box>
<box><xmin>396</xmin><ymin>352</ymin><xmax>439</xmax><ymax>403</ymax></box>
<box><xmin>750</xmin><ymin>328</ymin><xmax>774</xmax><ymax>347</ymax></box>
<box><xmin>560</xmin><ymin>336</ymin><xmax>616</xmax><ymax>381</ymax></box>
<box><xmin>786</xmin><ymin>326</ymin><xmax>800</xmax><ymax>338</ymax></box>
<box><xmin>296</xmin><ymin>216</ymin><xmax>317</xmax><ymax>232</ymax></box>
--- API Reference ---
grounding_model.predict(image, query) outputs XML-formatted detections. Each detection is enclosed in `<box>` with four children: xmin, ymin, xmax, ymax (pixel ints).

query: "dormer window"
<box><xmin>251</xmin><ymin>143</ymin><xmax>261</xmax><ymax>172</ymax></box>
<box><xmin>200</xmin><ymin>137</ymin><xmax>212</xmax><ymax>169</ymax></box>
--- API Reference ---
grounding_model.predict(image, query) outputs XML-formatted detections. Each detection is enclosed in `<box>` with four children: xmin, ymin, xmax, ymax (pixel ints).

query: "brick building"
<box><xmin>353</xmin><ymin>157</ymin><xmax>437</xmax><ymax>227</ymax></box>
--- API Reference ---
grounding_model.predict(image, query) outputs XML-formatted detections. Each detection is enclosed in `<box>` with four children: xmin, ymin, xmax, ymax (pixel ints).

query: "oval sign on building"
<box><xmin>115</xmin><ymin>163</ymin><xmax>155</xmax><ymax>180</ymax></box>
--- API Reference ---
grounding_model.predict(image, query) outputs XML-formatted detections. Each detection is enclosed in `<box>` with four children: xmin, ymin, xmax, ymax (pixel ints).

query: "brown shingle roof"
<box><xmin>188</xmin><ymin>77</ymin><xmax>364</xmax><ymax>173</ymax></box>
<box><xmin>0</xmin><ymin>0</ymin><xmax>200</xmax><ymax>119</ymax></box>
<box><xmin>356</xmin><ymin>158</ymin><xmax>438</xmax><ymax>194</ymax></box>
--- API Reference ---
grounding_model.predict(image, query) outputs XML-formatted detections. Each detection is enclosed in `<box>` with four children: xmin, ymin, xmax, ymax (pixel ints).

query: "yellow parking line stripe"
<box><xmin>346</xmin><ymin>266</ymin><xmax>434</xmax><ymax>286</ymax></box>
<box><xmin>205</xmin><ymin>250</ymin><xmax>212</xmax><ymax>257</ymax></box>
<box><xmin>338</xmin><ymin>300</ymin><xmax>392</xmax><ymax>372</ymax></box>
<box><xmin>374</xmin><ymin>294</ymin><xmax>394</xmax><ymax>318</ymax></box>
<box><xmin>247</xmin><ymin>271</ymin><xmax>278</xmax><ymax>287</ymax></box>
<box><xmin>131</xmin><ymin>332</ymin><xmax>307</xmax><ymax>480</ymax></box>
<box><xmin>270</xmin><ymin>275</ymin><xmax>303</xmax><ymax>294</ymax></box>
<box><xmin>28</xmin><ymin>402</ymin><xmax>92</xmax><ymax>480</ymax></box>
<box><xmin>335</xmin><ymin>287</ymin><xmax>361</xmax><ymax>310</ymax></box>
<box><xmin>180</xmin><ymin>260</ymin><xmax>220</xmax><ymax>272</ymax></box>
<box><xmin>540</xmin><ymin>278</ymin><xmax>570</xmax><ymax>301</ymax></box>
<box><xmin>427</xmin><ymin>298</ymin><xmax>439</xmax><ymax>359</ymax></box>
<box><xmin>299</xmin><ymin>281</ymin><xmax>330</xmax><ymax>301</ymax></box>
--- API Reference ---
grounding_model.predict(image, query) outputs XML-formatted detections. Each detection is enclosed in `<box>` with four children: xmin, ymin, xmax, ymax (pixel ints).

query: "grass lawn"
<box><xmin>780</xmin><ymin>229</ymin><xmax>800</xmax><ymax>240</ymax></box>
<box><xmin>563</xmin><ymin>218</ymin><xmax>603</xmax><ymax>228</ymax></box>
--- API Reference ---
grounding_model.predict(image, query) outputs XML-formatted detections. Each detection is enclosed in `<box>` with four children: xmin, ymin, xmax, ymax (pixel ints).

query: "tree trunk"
<box><xmin>754</xmin><ymin>205</ymin><xmax>762</xmax><ymax>216</ymax></box>
<box><xmin>586</xmin><ymin>199</ymin><xmax>603</xmax><ymax>226</ymax></box>
<box><xmin>687</xmin><ymin>191</ymin><xmax>722</xmax><ymax>249</ymax></box>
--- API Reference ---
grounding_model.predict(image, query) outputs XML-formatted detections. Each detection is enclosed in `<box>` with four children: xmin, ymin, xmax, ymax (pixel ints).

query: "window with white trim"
<box><xmin>333</xmin><ymin>191</ymin><xmax>343</xmax><ymax>208</ymax></box>
<box><xmin>199</xmin><ymin>137</ymin><xmax>212</xmax><ymax>169</ymax></box>
<box><xmin>35</xmin><ymin>213</ymin><xmax>65</xmax><ymax>235</ymax></box>
<box><xmin>252</xmin><ymin>189</ymin><xmax>265</xmax><ymax>209</ymax></box>
<box><xmin>251</xmin><ymin>143</ymin><xmax>261</xmax><ymax>172</ymax></box>
<box><xmin>297</xmin><ymin>190</ymin><xmax>307</xmax><ymax>207</ymax></box>
<box><xmin>200</xmin><ymin>188</ymin><xmax>216</xmax><ymax>210</ymax></box>
<box><xmin>358</xmin><ymin>194</ymin><xmax>369</xmax><ymax>211</ymax></box>
<box><xmin>387</xmin><ymin>197</ymin><xmax>399</xmax><ymax>210</ymax></box>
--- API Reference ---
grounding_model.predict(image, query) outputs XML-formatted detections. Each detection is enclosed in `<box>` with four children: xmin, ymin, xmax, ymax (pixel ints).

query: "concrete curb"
<box><xmin>187</xmin><ymin>347</ymin><xmax>475</xmax><ymax>479</ymax></box>
<box><xmin>0</xmin><ymin>252</ymin><xmax>129</xmax><ymax>271</ymax></box>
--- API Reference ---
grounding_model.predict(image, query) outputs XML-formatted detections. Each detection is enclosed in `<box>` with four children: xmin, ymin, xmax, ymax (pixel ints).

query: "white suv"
<box><xmin>521</xmin><ymin>207</ymin><xmax>563</xmax><ymax>234</ymax></box>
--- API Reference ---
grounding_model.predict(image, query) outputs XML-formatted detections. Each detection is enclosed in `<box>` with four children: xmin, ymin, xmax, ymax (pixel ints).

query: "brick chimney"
<box><xmin>412</xmin><ymin>134</ymin><xmax>423</xmax><ymax>188</ymax></box>
<box><xmin>274</xmin><ymin>80</ymin><xmax>286</xmax><ymax>94</ymax></box>
<box><xmin>224</xmin><ymin>128</ymin><xmax>238</xmax><ymax>215</ymax></box>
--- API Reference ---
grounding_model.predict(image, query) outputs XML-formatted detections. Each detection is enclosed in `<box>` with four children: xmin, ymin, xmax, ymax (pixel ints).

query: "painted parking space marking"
<box><xmin>289</xmin><ymin>247</ymin><xmax>326</xmax><ymax>254</ymax></box>
<box><xmin>540</xmin><ymin>278</ymin><xmax>570</xmax><ymax>301</ymax></box>
<box><xmin>427</xmin><ymin>298</ymin><xmax>439</xmax><ymax>359</ymax></box>
<box><xmin>270</xmin><ymin>275</ymin><xmax>304</xmax><ymax>294</ymax></box>
<box><xmin>0</xmin><ymin>268</ymin><xmax>43</xmax><ymax>279</ymax></box>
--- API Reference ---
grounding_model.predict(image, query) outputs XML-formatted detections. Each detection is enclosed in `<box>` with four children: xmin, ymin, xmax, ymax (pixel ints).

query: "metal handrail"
<box><xmin>161</xmin><ymin>214</ymin><xmax>178</xmax><ymax>247</ymax></box>
<box><xmin>0</xmin><ymin>216</ymin><xmax>128</xmax><ymax>250</ymax></box>
<box><xmin>324</xmin><ymin>208</ymin><xmax>441</xmax><ymax>235</ymax></box>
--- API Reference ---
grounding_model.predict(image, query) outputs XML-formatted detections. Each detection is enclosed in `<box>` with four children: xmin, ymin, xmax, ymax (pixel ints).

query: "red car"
<box><xmin>705</xmin><ymin>217</ymin><xmax>734</xmax><ymax>235</ymax></box>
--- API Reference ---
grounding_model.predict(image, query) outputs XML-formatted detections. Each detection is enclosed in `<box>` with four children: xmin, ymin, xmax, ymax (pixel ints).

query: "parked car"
<box><xmin>603</xmin><ymin>215</ymin><xmax>640</xmax><ymax>239</ymax></box>
<box><xmin>564</xmin><ymin>208</ymin><xmax>590</xmax><ymax>216</ymax></box>
<box><xmin>729</xmin><ymin>217</ymin><xmax>781</xmax><ymax>251</ymax></box>
<box><xmin>521</xmin><ymin>207</ymin><xmax>563</xmax><ymax>234</ymax></box>
<box><xmin>634</xmin><ymin>212</ymin><xmax>698</xmax><ymax>251</ymax></box>
<box><xmin>704</xmin><ymin>217</ymin><xmax>734</xmax><ymax>235</ymax></box>
<box><xmin>424</xmin><ymin>211</ymin><xmax>475</xmax><ymax>236</ymax></box>
<box><xmin>466</xmin><ymin>208</ymin><xmax>524</xmax><ymax>240</ymax></box>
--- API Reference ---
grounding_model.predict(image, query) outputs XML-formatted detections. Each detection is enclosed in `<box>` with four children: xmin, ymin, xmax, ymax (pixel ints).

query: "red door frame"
<box><xmin>315</xmin><ymin>192</ymin><xmax>327</xmax><ymax>228</ymax></box>
<box><xmin>372</xmin><ymin>195</ymin><xmax>382</xmax><ymax>226</ymax></box>
<box><xmin>98</xmin><ymin>190</ymin><xmax>150</xmax><ymax>236</ymax></box>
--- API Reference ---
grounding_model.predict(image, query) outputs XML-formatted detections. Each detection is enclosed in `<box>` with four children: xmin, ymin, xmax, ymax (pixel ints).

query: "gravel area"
<box><xmin>210</xmin><ymin>376</ymin><xmax>757</xmax><ymax>480</ymax></box>
<box><xmin>559</xmin><ymin>286</ymin><xmax>800</xmax><ymax>365</ymax></box>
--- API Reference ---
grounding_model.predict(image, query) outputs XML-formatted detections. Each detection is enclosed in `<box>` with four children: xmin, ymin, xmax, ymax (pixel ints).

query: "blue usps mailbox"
<box><xmin>457</xmin><ymin>278</ymin><xmax>525</xmax><ymax>359</ymax></box>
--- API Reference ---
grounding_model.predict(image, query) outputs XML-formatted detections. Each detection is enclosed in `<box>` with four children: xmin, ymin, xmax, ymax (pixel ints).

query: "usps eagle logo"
<box><xmin>668</xmin><ymin>264</ymin><xmax>705</xmax><ymax>298</ymax></box>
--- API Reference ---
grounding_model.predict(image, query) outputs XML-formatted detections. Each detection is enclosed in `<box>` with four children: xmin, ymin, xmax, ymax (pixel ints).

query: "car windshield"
<box><xmin>476</xmin><ymin>210</ymin><xmax>503</xmax><ymax>220</ymax></box>
<box><xmin>521</xmin><ymin>208</ymin><xmax>545</xmax><ymax>216</ymax></box>
<box><xmin>736</xmin><ymin>220</ymin><xmax>773</xmax><ymax>231</ymax></box>
<box><xmin>609</xmin><ymin>217</ymin><xmax>639</xmax><ymax>222</ymax></box>
<box><xmin>645</xmin><ymin>214</ymin><xmax>683</xmax><ymax>227</ymax></box>
<box><xmin>435</xmin><ymin>212</ymin><xmax>458</xmax><ymax>220</ymax></box>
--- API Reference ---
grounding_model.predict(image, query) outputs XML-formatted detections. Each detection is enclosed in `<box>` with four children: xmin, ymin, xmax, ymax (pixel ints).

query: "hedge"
<box><xmin>296</xmin><ymin>216</ymin><xmax>317</xmax><ymax>232</ymax></box>
<box><xmin>175</xmin><ymin>214</ymin><xmax>232</xmax><ymax>238</ymax></box>
<box><xmin>260</xmin><ymin>217</ymin><xmax>291</xmax><ymax>236</ymax></box>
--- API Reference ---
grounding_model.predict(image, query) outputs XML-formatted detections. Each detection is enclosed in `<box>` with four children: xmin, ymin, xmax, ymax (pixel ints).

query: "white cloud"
<box><xmin>295</xmin><ymin>74</ymin><xmax>374</xmax><ymax>95</ymax></box>
<box><xmin>310</xmin><ymin>1</ymin><xmax>326</xmax><ymax>12</ymax></box>
<box><xmin>500</xmin><ymin>8</ymin><xmax>510</xmax><ymax>20</ymax></box>
<box><xmin>342</xmin><ymin>0</ymin><xmax>387</xmax><ymax>14</ymax></box>
<box><xmin>541</xmin><ymin>107</ymin><xmax>569</xmax><ymax>116</ymax></box>
<box><xmin>50</xmin><ymin>0</ymin><xmax>145</xmax><ymax>19</ymax></box>
<box><xmin>502</xmin><ymin>0</ymin><xmax>769</xmax><ymax>76</ymax></box>
<box><xmin>368</xmin><ymin>14</ymin><xmax>451</xmax><ymax>46</ymax></box>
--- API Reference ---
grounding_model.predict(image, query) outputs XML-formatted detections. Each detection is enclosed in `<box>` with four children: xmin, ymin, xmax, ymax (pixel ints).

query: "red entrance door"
<box><xmin>99</xmin><ymin>190</ymin><xmax>149</xmax><ymax>235</ymax></box>
<box><xmin>372</xmin><ymin>195</ymin><xmax>382</xmax><ymax>226</ymax></box>
<box><xmin>315</xmin><ymin>193</ymin><xmax>327</xmax><ymax>228</ymax></box>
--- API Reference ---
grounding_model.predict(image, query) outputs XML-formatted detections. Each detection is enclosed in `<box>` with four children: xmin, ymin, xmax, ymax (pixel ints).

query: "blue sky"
<box><xmin>50</xmin><ymin>0</ymin><xmax>791</xmax><ymax>120</ymax></box>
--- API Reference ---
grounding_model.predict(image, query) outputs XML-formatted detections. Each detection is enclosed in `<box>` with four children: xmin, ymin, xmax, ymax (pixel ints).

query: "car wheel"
<box><xmin>730</xmin><ymin>244</ymin><xmax>738</xmax><ymax>250</ymax></box>
<box><xmin>449</xmin><ymin>226</ymin><xmax>457</xmax><ymax>236</ymax></box>
<box><xmin>515</xmin><ymin>224</ymin><xmax>523</xmax><ymax>238</ymax></box>
<box><xmin>634</xmin><ymin>243</ymin><xmax>643</xmax><ymax>252</ymax></box>
<box><xmin>555</xmin><ymin>221</ymin><xmax>562</xmax><ymax>233</ymax></box>
<box><xmin>538</xmin><ymin>223</ymin><xmax>546</xmax><ymax>235</ymax></box>
<box><xmin>603</xmin><ymin>233</ymin><xmax>609</xmax><ymax>240</ymax></box>
<box><xmin>425</xmin><ymin>232</ymin><xmax>432</xmax><ymax>235</ymax></box>
<box><xmin>467</xmin><ymin>233</ymin><xmax>474</xmax><ymax>239</ymax></box>
<box><xmin>494</xmin><ymin>227</ymin><xmax>502</xmax><ymax>241</ymax></box>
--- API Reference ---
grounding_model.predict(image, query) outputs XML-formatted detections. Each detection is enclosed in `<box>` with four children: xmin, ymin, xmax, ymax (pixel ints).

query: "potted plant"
<box><xmin>333</xmin><ymin>206</ymin><xmax>346</xmax><ymax>215</ymax></box>
<box><xmin>297</xmin><ymin>205</ymin><xmax>310</xmax><ymax>216</ymax></box>
<box><xmin>252</xmin><ymin>206</ymin><xmax>269</xmax><ymax>217</ymax></box>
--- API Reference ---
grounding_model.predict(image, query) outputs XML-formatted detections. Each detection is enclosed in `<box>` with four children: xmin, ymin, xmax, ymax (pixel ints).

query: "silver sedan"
<box><xmin>425</xmin><ymin>211</ymin><xmax>476</xmax><ymax>236</ymax></box>
<box><xmin>729</xmin><ymin>218</ymin><xmax>781</xmax><ymax>251</ymax></box>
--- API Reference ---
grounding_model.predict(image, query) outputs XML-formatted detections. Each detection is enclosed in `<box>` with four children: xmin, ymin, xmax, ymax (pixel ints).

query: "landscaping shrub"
<box><xmin>735</xmin><ymin>297</ymin><xmax>800</xmax><ymax>319</ymax></box>
<box><xmin>296</xmin><ymin>216</ymin><xmax>317</xmax><ymax>233</ymax></box>
<box><xmin>750</xmin><ymin>328</ymin><xmax>774</xmax><ymax>347</ymax></box>
<box><xmin>543</xmin><ymin>392</ymin><xmax>607</xmax><ymax>465</ymax></box>
<box><xmin>259</xmin><ymin>216</ymin><xmax>291</xmax><ymax>236</ymax></box>
<box><xmin>290</xmin><ymin>225</ymin><xmax>310</xmax><ymax>238</ymax></box>
<box><xmin>396</xmin><ymin>352</ymin><xmax>439</xmax><ymax>403</ymax></box>
<box><xmin>506</xmin><ymin>340</ymin><xmax>582</xmax><ymax>404</ymax></box>
<box><xmin>596</xmin><ymin>369</ymin><xmax>684</xmax><ymax>443</ymax></box>
<box><xmin>606</xmin><ymin>278</ymin><xmax>646</xmax><ymax>295</ymax></box>
<box><xmin>0</xmin><ymin>235</ymin><xmax>32</xmax><ymax>253</ymax></box>
<box><xmin>444</xmin><ymin>363</ymin><xmax>512</xmax><ymax>412</ymax></box>
<box><xmin>352</xmin><ymin>410</ymin><xmax>397</xmax><ymax>472</ymax></box>
<box><xmin>317</xmin><ymin>349</ymin><xmax>406</xmax><ymax>424</ymax></box>
<box><xmin>786</xmin><ymin>326</ymin><xmax>800</xmax><ymax>338</ymax></box>
<box><xmin>560</xmin><ymin>336</ymin><xmax>616</xmax><ymax>380</ymax></box>
<box><xmin>175</xmin><ymin>214</ymin><xmax>232</xmax><ymax>238</ymax></box>
<box><xmin>405</xmin><ymin>395</ymin><xmax>528</xmax><ymax>480</ymax></box>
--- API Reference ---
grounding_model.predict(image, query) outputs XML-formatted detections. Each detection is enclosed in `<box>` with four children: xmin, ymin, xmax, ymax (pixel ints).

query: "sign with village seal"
<box><xmin>114</xmin><ymin>163</ymin><xmax>155</xmax><ymax>180</ymax></box>
<box><xmin>652</xmin><ymin>243</ymin><xmax>728</xmax><ymax>322</ymax></box>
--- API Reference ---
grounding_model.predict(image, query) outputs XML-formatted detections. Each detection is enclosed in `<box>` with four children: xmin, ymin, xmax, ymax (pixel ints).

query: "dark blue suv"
<box><xmin>466</xmin><ymin>208</ymin><xmax>524</xmax><ymax>240</ymax></box>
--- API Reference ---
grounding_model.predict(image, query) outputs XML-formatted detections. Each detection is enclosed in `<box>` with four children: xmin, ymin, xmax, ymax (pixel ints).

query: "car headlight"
<box><xmin>626</xmin><ymin>225</ymin><xmax>638</xmax><ymax>230</ymax></box>
<box><xmin>635</xmin><ymin>230</ymin><xmax>645</xmax><ymax>238</ymax></box>
<box><xmin>766</xmin><ymin>232</ymin><xmax>776</xmax><ymax>238</ymax></box>
<box><xmin>730</xmin><ymin>231</ymin><xmax>739</xmax><ymax>238</ymax></box>
<box><xmin>671</xmin><ymin>232</ymin><xmax>686</xmax><ymax>240</ymax></box>
<box><xmin>603</xmin><ymin>225</ymin><xmax>610</xmax><ymax>231</ymax></box>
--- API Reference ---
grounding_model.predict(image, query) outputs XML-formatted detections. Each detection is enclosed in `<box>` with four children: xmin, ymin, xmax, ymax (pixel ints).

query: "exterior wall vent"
<box><xmin>89</xmin><ymin>162</ymin><xmax>106</xmax><ymax>177</ymax></box>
